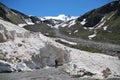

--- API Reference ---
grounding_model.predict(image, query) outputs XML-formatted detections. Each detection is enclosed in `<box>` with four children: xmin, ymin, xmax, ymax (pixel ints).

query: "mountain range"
<box><xmin>0</xmin><ymin>1</ymin><xmax>120</xmax><ymax>79</ymax></box>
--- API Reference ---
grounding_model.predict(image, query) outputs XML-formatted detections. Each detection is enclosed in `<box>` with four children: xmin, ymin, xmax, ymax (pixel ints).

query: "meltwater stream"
<box><xmin>0</xmin><ymin>67</ymin><xmax>119</xmax><ymax>80</ymax></box>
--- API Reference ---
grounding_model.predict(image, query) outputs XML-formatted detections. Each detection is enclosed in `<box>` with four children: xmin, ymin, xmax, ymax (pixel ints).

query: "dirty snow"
<box><xmin>0</xmin><ymin>19</ymin><xmax>120</xmax><ymax>79</ymax></box>
<box><xmin>64</xmin><ymin>48</ymin><xmax>120</xmax><ymax>79</ymax></box>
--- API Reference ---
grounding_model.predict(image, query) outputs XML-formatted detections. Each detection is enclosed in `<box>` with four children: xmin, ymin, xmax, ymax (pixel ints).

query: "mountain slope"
<box><xmin>0</xmin><ymin>2</ymin><xmax>42</xmax><ymax>25</ymax></box>
<box><xmin>0</xmin><ymin>19</ymin><xmax>120</xmax><ymax>79</ymax></box>
<box><xmin>58</xmin><ymin>1</ymin><xmax>120</xmax><ymax>45</ymax></box>
<box><xmin>0</xmin><ymin>1</ymin><xmax>120</xmax><ymax>79</ymax></box>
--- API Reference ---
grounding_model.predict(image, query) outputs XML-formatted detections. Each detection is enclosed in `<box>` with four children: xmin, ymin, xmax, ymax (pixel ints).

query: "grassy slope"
<box><xmin>94</xmin><ymin>10</ymin><xmax>120</xmax><ymax>45</ymax></box>
<box><xmin>24</xmin><ymin>23</ymin><xmax>55</xmax><ymax>37</ymax></box>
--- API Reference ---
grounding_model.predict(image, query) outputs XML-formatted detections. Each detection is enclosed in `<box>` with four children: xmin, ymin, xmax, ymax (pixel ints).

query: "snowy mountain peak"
<box><xmin>43</xmin><ymin>14</ymin><xmax>78</xmax><ymax>21</ymax></box>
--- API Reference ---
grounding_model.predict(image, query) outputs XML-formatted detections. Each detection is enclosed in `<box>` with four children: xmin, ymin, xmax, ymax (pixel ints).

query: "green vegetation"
<box><xmin>59</xmin><ymin>21</ymin><xmax>93</xmax><ymax>39</ymax></box>
<box><xmin>93</xmin><ymin>10</ymin><xmax>120</xmax><ymax>45</ymax></box>
<box><xmin>56</xmin><ymin>39</ymin><xmax>103</xmax><ymax>53</ymax></box>
<box><xmin>24</xmin><ymin>23</ymin><xmax>56</xmax><ymax>37</ymax></box>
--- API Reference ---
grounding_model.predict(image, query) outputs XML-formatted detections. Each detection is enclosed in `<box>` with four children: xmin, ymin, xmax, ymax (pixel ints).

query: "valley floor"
<box><xmin>0</xmin><ymin>67</ymin><xmax>120</xmax><ymax>80</ymax></box>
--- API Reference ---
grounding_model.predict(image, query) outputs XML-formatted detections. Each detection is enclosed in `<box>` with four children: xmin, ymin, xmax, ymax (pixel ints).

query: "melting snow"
<box><xmin>80</xmin><ymin>19</ymin><xmax>86</xmax><ymax>25</ymax></box>
<box><xmin>0</xmin><ymin>19</ymin><xmax>120</xmax><ymax>79</ymax></box>
<box><xmin>18</xmin><ymin>24</ymin><xmax>27</xmax><ymax>27</ymax></box>
<box><xmin>68</xmin><ymin>20</ymin><xmax>76</xmax><ymax>28</ymax></box>
<box><xmin>103</xmin><ymin>26</ymin><xmax>108</xmax><ymax>30</ymax></box>
<box><xmin>61</xmin><ymin>23</ymin><xmax>68</xmax><ymax>27</ymax></box>
<box><xmin>65</xmin><ymin>49</ymin><xmax>120</xmax><ymax>79</ymax></box>
<box><xmin>88</xmin><ymin>34</ymin><xmax>96</xmax><ymax>40</ymax></box>
<box><xmin>74</xmin><ymin>30</ymin><xmax>78</xmax><ymax>33</ymax></box>
<box><xmin>95</xmin><ymin>17</ymin><xmax>106</xmax><ymax>29</ymax></box>
<box><xmin>60</xmin><ymin>20</ymin><xmax>76</xmax><ymax>28</ymax></box>
<box><xmin>44</xmin><ymin>14</ymin><xmax>78</xmax><ymax>21</ymax></box>
<box><xmin>25</xmin><ymin>18</ymin><xmax>34</xmax><ymax>25</ymax></box>
<box><xmin>97</xmin><ymin>21</ymin><xmax>106</xmax><ymax>29</ymax></box>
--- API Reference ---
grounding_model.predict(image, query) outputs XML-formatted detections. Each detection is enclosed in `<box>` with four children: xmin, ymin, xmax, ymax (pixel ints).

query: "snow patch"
<box><xmin>61</xmin><ymin>23</ymin><xmax>68</xmax><ymax>27</ymax></box>
<box><xmin>74</xmin><ymin>30</ymin><xmax>78</xmax><ymax>33</ymax></box>
<box><xmin>97</xmin><ymin>21</ymin><xmax>106</xmax><ymax>29</ymax></box>
<box><xmin>80</xmin><ymin>19</ymin><xmax>86</xmax><ymax>25</ymax></box>
<box><xmin>18</xmin><ymin>24</ymin><xmax>27</xmax><ymax>27</ymax></box>
<box><xmin>88</xmin><ymin>34</ymin><xmax>96</xmax><ymax>40</ymax></box>
<box><xmin>103</xmin><ymin>26</ymin><xmax>108</xmax><ymax>30</ymax></box>
<box><xmin>25</xmin><ymin>18</ymin><xmax>34</xmax><ymax>25</ymax></box>
<box><xmin>68</xmin><ymin>20</ymin><xmax>76</xmax><ymax>28</ymax></box>
<box><xmin>83</xmin><ymin>27</ymin><xmax>87</xmax><ymax>29</ymax></box>
<box><xmin>44</xmin><ymin>14</ymin><xmax>78</xmax><ymax>21</ymax></box>
<box><xmin>59</xmin><ymin>20</ymin><xmax>76</xmax><ymax>28</ymax></box>
<box><xmin>95</xmin><ymin>17</ymin><xmax>106</xmax><ymax>29</ymax></box>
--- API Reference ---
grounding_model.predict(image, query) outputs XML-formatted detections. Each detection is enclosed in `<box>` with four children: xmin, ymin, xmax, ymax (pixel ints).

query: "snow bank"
<box><xmin>0</xmin><ymin>19</ymin><xmax>70</xmax><ymax>72</ymax></box>
<box><xmin>64</xmin><ymin>48</ymin><xmax>120</xmax><ymax>79</ymax></box>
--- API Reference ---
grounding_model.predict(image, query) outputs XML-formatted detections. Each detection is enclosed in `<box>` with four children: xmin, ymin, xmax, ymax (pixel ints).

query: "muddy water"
<box><xmin>0</xmin><ymin>67</ymin><xmax>119</xmax><ymax>80</ymax></box>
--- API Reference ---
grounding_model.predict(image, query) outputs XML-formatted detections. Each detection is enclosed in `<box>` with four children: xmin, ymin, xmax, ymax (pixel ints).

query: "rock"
<box><xmin>0</xmin><ymin>60</ymin><xmax>13</xmax><ymax>73</ymax></box>
<box><xmin>70</xmin><ymin>68</ymin><xmax>95</xmax><ymax>78</ymax></box>
<box><xmin>102</xmin><ymin>67</ymin><xmax>111</xmax><ymax>78</ymax></box>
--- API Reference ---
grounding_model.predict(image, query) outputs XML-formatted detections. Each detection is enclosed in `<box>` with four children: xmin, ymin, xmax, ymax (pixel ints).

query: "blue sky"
<box><xmin>0</xmin><ymin>0</ymin><xmax>114</xmax><ymax>17</ymax></box>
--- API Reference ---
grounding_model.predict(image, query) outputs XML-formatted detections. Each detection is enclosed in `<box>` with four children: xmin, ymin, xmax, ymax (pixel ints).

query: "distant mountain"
<box><xmin>0</xmin><ymin>2</ymin><xmax>41</xmax><ymax>25</ymax></box>
<box><xmin>59</xmin><ymin>0</ymin><xmax>120</xmax><ymax>45</ymax></box>
<box><xmin>43</xmin><ymin>14</ymin><xmax>78</xmax><ymax>21</ymax></box>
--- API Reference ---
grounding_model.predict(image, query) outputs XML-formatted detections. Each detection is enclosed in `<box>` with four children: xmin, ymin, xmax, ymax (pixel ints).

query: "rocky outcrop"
<box><xmin>0</xmin><ymin>60</ymin><xmax>13</xmax><ymax>72</ymax></box>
